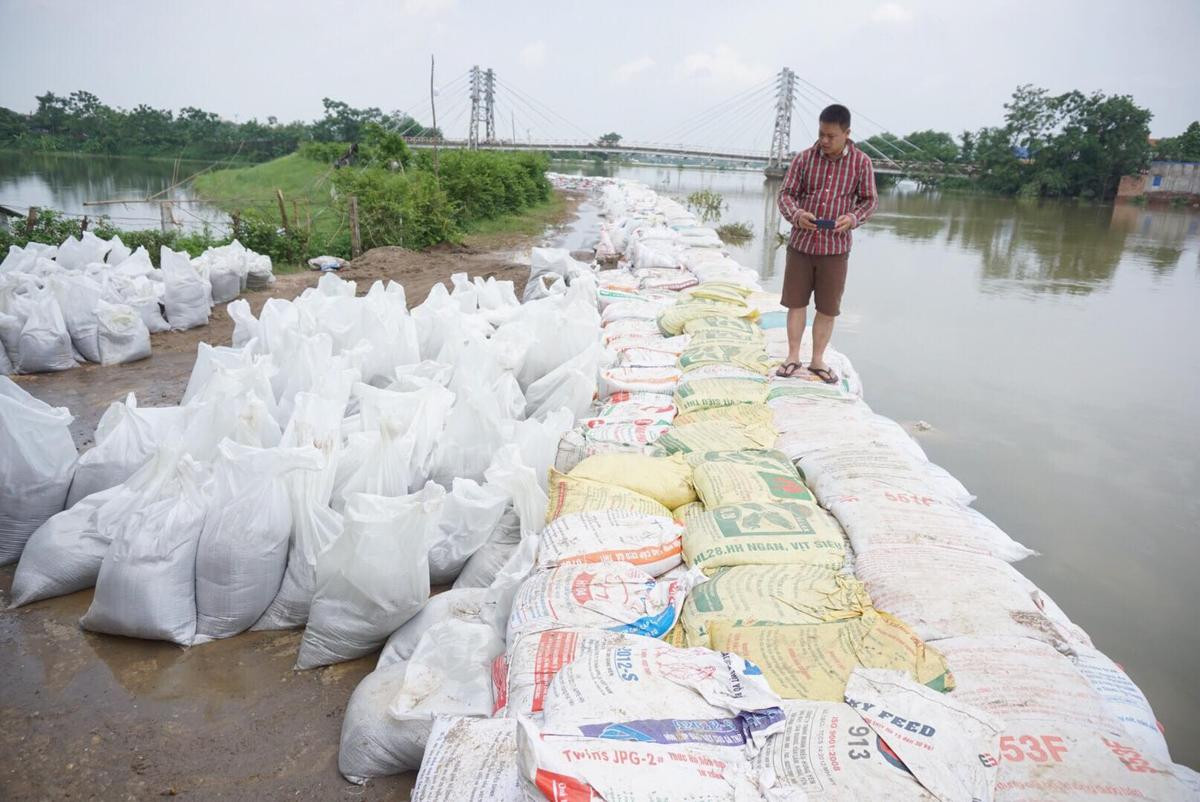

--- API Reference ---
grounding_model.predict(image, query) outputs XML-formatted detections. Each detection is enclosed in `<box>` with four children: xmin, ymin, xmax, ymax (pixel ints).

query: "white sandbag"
<box><xmin>510</xmin><ymin>301</ymin><xmax>599</xmax><ymax>390</ymax></box>
<box><xmin>517</xmin><ymin>719</ymin><xmax>770</xmax><ymax>801</ymax></box>
<box><xmin>253</xmin><ymin>393</ymin><xmax>348</xmax><ymax>630</ymax></box>
<box><xmin>208</xmin><ymin>267</ymin><xmax>241</xmax><ymax>305</ymax></box>
<box><xmin>80</xmin><ymin>454</ymin><xmax>209</xmax><ymax>645</ymax></box>
<box><xmin>297</xmin><ymin>484</ymin><xmax>444</xmax><ymax>669</ymax></box>
<box><xmin>497</xmin><ymin>628</ymin><xmax>636</xmax><ymax>719</ymax></box>
<box><xmin>379</xmin><ymin>588</ymin><xmax>490</xmax><ymax>668</ymax></box>
<box><xmin>227</xmin><ymin>298</ymin><xmax>262</xmax><ymax>348</ymax></box>
<box><xmin>828</xmin><ymin>488</ymin><xmax>1035</xmax><ymax>562</ymax></box>
<box><xmin>1072</xmin><ymin>648</ymin><xmax>1172</xmax><ymax>765</ymax></box>
<box><xmin>108</xmin><ymin>274</ymin><xmax>168</xmax><ymax>333</ymax></box>
<box><xmin>938</xmin><ymin>636</ymin><xmax>1187</xmax><ymax>802</ymax></box>
<box><xmin>193</xmin><ymin>441</ymin><xmax>322</xmax><ymax>641</ymax></box>
<box><xmin>796</xmin><ymin>442</ymin><xmax>973</xmax><ymax>506</ymax></box>
<box><xmin>0</xmin><ymin>339</ymin><xmax>11</xmax><ymax>375</ymax></box>
<box><xmin>482</xmin><ymin>444</ymin><xmax>549</xmax><ymax>537</ymax></box>
<box><xmin>56</xmin><ymin>232</ymin><xmax>110</xmax><ymax>270</ymax></box>
<box><xmin>412</xmin><ymin>717</ymin><xmax>523</xmax><ymax>802</ymax></box>
<box><xmin>843</xmin><ymin>669</ymin><xmax>1004</xmax><ymax>802</ymax></box>
<box><xmin>15</xmin><ymin>289</ymin><xmax>76</xmax><ymax>373</ymax></box>
<box><xmin>539</xmin><ymin>640</ymin><xmax>785</xmax><ymax>751</ymax></box>
<box><xmin>430</xmin><ymin>393</ymin><xmax>507</xmax><ymax>486</ymax></box>
<box><xmin>95</xmin><ymin>299</ymin><xmax>151</xmax><ymax>365</ymax></box>
<box><xmin>111</xmin><ymin>246</ymin><xmax>155</xmax><ymax>279</ymax></box>
<box><xmin>66</xmin><ymin>394</ymin><xmax>157</xmax><ymax>507</ymax></box>
<box><xmin>524</xmin><ymin>343</ymin><xmax>600</xmax><ymax>421</ymax></box>
<box><xmin>9</xmin><ymin>484</ymin><xmax>121</xmax><ymax>606</ymax></box>
<box><xmin>506</xmin><ymin>562</ymin><xmax>698</xmax><ymax>644</ymax></box>
<box><xmin>428</xmin><ymin>478</ymin><xmax>510</xmax><ymax>585</ymax></box>
<box><xmin>337</xmin><ymin>660</ymin><xmax>411</xmax><ymax>783</ymax></box>
<box><xmin>49</xmin><ymin>274</ymin><xmax>103</xmax><ymax>363</ymax></box>
<box><xmin>452</xmin><ymin>506</ymin><xmax>522</xmax><ymax>589</ymax></box>
<box><xmin>536</xmin><ymin>511</ymin><xmax>684</xmax><ymax>577</ymax></box>
<box><xmin>161</xmin><ymin>246</ymin><xmax>211</xmax><ymax>330</ymax></box>
<box><xmin>105</xmin><ymin>235</ymin><xmax>132</xmax><ymax>266</ymax></box>
<box><xmin>0</xmin><ymin>377</ymin><xmax>76</xmax><ymax>564</ymax></box>
<box><xmin>856</xmin><ymin>544</ymin><xmax>1092</xmax><ymax>654</ymax></box>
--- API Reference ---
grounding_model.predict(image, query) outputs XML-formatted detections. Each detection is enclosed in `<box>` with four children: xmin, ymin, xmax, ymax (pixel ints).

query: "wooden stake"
<box><xmin>349</xmin><ymin>195</ymin><xmax>361</xmax><ymax>258</ymax></box>
<box><xmin>80</xmin><ymin>215</ymin><xmax>89</xmax><ymax>233</ymax></box>
<box><xmin>276</xmin><ymin>189</ymin><xmax>289</xmax><ymax>231</ymax></box>
<box><xmin>25</xmin><ymin>207</ymin><xmax>38</xmax><ymax>236</ymax></box>
<box><xmin>231</xmin><ymin>212</ymin><xmax>241</xmax><ymax>240</ymax></box>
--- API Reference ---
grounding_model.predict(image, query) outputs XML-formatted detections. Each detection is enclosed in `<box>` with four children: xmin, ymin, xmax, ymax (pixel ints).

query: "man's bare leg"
<box><xmin>786</xmin><ymin>306</ymin><xmax>807</xmax><ymax>364</ymax></box>
<box><xmin>809</xmin><ymin>311</ymin><xmax>835</xmax><ymax>371</ymax></box>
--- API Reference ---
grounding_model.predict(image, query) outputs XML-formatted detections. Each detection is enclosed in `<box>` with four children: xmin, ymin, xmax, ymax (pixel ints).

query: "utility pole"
<box><xmin>483</xmin><ymin>68</ymin><xmax>496</xmax><ymax>143</ymax></box>
<box><xmin>430</xmin><ymin>54</ymin><xmax>439</xmax><ymax>178</ymax></box>
<box><xmin>766</xmin><ymin>67</ymin><xmax>796</xmax><ymax>178</ymax></box>
<box><xmin>468</xmin><ymin>65</ymin><xmax>482</xmax><ymax>149</ymax></box>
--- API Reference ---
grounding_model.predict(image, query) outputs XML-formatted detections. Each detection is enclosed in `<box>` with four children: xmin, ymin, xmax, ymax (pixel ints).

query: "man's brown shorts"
<box><xmin>781</xmin><ymin>247</ymin><xmax>849</xmax><ymax>316</ymax></box>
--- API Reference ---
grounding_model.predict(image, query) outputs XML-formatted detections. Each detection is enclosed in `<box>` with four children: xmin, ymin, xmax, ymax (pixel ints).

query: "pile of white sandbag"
<box><xmin>9</xmin><ymin>268</ymin><xmax>595</xmax><ymax>676</ymax></box>
<box><xmin>0</xmin><ymin>233</ymin><xmax>275</xmax><ymax>373</ymax></box>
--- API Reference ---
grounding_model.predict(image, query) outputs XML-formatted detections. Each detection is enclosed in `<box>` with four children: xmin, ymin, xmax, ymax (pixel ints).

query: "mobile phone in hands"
<box><xmin>814</xmin><ymin>218</ymin><xmax>836</xmax><ymax>230</ymax></box>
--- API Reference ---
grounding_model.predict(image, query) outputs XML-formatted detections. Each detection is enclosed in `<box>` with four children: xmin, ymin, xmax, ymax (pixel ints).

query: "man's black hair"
<box><xmin>819</xmin><ymin>104</ymin><xmax>851</xmax><ymax>130</ymax></box>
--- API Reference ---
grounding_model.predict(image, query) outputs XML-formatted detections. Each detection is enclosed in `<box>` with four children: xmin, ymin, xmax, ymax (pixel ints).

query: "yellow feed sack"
<box><xmin>658</xmin><ymin>301</ymin><xmax>758</xmax><ymax>337</ymax></box>
<box><xmin>678</xmin><ymin>344</ymin><xmax>773</xmax><ymax>375</ymax></box>
<box><xmin>673</xmin><ymin>377</ymin><xmax>769</xmax><ymax>415</ymax></box>
<box><xmin>689</xmin><ymin>449</ymin><xmax>815</xmax><ymax>507</ymax></box>
<box><xmin>569</xmin><ymin>452</ymin><xmax>697</xmax><ymax>510</ymax></box>
<box><xmin>681</xmin><ymin>282</ymin><xmax>753</xmax><ymax>305</ymax></box>
<box><xmin>709</xmin><ymin>611</ymin><xmax>955</xmax><ymax>701</ymax></box>
<box><xmin>685</xmin><ymin>330</ymin><xmax>765</xmax><ymax>350</ymax></box>
<box><xmin>545</xmin><ymin>470</ymin><xmax>673</xmax><ymax>522</ymax></box>
<box><xmin>673</xmin><ymin>403</ymin><xmax>775</xmax><ymax>434</ymax></box>
<box><xmin>682</xmin><ymin>564</ymin><xmax>870</xmax><ymax>647</ymax></box>
<box><xmin>682</xmin><ymin>501</ymin><xmax>845</xmax><ymax>572</ymax></box>
<box><xmin>661</xmin><ymin>618</ymin><xmax>690</xmax><ymax>649</ymax></box>
<box><xmin>653</xmin><ymin>420</ymin><xmax>776</xmax><ymax>456</ymax></box>
<box><xmin>682</xmin><ymin>315</ymin><xmax>760</xmax><ymax>339</ymax></box>
<box><xmin>672</xmin><ymin>500</ymin><xmax>707</xmax><ymax>521</ymax></box>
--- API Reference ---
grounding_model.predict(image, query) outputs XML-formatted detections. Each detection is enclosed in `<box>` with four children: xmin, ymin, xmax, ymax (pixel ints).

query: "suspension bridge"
<box><xmin>393</xmin><ymin>66</ymin><xmax>975</xmax><ymax>180</ymax></box>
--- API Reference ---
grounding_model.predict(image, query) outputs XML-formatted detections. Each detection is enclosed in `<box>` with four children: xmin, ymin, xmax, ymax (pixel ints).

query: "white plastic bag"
<box><xmin>15</xmin><ymin>289</ymin><xmax>76</xmax><ymax>373</ymax></box>
<box><xmin>379</xmin><ymin>588</ymin><xmax>490</xmax><ymax>667</ymax></box>
<box><xmin>66</xmin><ymin>393</ymin><xmax>158</xmax><ymax>507</ymax></box>
<box><xmin>0</xmin><ymin>377</ymin><xmax>77</xmax><ymax>564</ymax></box>
<box><xmin>80</xmin><ymin>453</ymin><xmax>209</xmax><ymax>645</ymax></box>
<box><xmin>49</xmin><ymin>274</ymin><xmax>102</xmax><ymax>363</ymax></box>
<box><xmin>253</xmin><ymin>393</ymin><xmax>348</xmax><ymax>630</ymax></box>
<box><xmin>297</xmin><ymin>484</ymin><xmax>444</xmax><ymax>669</ymax></box>
<box><xmin>161</xmin><ymin>246</ymin><xmax>211</xmax><ymax>330</ymax></box>
<box><xmin>95</xmin><ymin>299</ymin><xmax>151</xmax><ymax>365</ymax></box>
<box><xmin>194</xmin><ymin>441</ymin><xmax>322</xmax><ymax>641</ymax></box>
<box><xmin>411</xmin><ymin>717</ymin><xmax>523</xmax><ymax>802</ymax></box>
<box><xmin>428</xmin><ymin>478</ymin><xmax>510</xmax><ymax>585</ymax></box>
<box><xmin>452</xmin><ymin>506</ymin><xmax>522</xmax><ymax>589</ymax></box>
<box><xmin>10</xmin><ymin>484</ymin><xmax>121</xmax><ymax>606</ymax></box>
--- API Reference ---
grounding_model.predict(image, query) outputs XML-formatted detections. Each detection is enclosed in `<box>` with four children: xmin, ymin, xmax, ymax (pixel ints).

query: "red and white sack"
<box><xmin>517</xmin><ymin>719</ymin><xmax>773</xmax><ymax>802</ymax></box>
<box><xmin>856</xmin><ymin>544</ymin><xmax>1092</xmax><ymax>654</ymax></box>
<box><xmin>598</xmin><ymin>365</ymin><xmax>680</xmax><ymax>398</ymax></box>
<box><xmin>536</xmin><ymin>511</ymin><xmax>684</xmax><ymax>577</ymax></box>
<box><xmin>1071</xmin><ymin>647</ymin><xmax>1172</xmax><ymax>765</ymax></box>
<box><xmin>796</xmin><ymin>442</ymin><xmax>973</xmax><ymax>506</ymax></box>
<box><xmin>539</xmin><ymin>640</ymin><xmax>784</xmax><ymax>753</ymax></box>
<box><xmin>506</xmin><ymin>562</ymin><xmax>699</xmax><ymax>644</ymax></box>
<box><xmin>937</xmin><ymin>636</ymin><xmax>1190</xmax><ymax>802</ymax></box>
<box><xmin>828</xmin><ymin>488</ymin><xmax>1035</xmax><ymax>563</ymax></box>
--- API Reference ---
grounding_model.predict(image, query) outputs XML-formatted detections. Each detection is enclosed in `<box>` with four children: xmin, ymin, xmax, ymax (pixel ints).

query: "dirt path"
<box><xmin>0</xmin><ymin>193</ymin><xmax>584</xmax><ymax>800</ymax></box>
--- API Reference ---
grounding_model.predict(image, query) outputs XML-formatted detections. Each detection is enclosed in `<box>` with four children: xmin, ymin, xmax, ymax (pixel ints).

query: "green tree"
<box><xmin>597</xmin><ymin>132</ymin><xmax>622</xmax><ymax>146</ymax></box>
<box><xmin>1154</xmin><ymin>121</ymin><xmax>1200</xmax><ymax>162</ymax></box>
<box><xmin>903</xmin><ymin>130</ymin><xmax>960</xmax><ymax>163</ymax></box>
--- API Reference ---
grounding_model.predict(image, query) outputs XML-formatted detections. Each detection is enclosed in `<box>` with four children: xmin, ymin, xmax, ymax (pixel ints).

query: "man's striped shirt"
<box><xmin>777</xmin><ymin>140</ymin><xmax>878</xmax><ymax>255</ymax></box>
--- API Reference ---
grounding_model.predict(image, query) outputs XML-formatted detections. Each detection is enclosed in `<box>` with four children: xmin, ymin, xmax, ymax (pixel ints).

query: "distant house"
<box><xmin>1117</xmin><ymin>160</ymin><xmax>1200</xmax><ymax>202</ymax></box>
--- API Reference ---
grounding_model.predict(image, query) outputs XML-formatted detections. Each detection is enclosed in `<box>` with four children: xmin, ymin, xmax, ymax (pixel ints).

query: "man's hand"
<box><xmin>795</xmin><ymin>210</ymin><xmax>817</xmax><ymax>231</ymax></box>
<box><xmin>834</xmin><ymin>214</ymin><xmax>855</xmax><ymax>232</ymax></box>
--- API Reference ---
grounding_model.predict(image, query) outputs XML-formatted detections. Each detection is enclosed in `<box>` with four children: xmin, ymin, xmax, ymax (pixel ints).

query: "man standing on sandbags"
<box><xmin>775</xmin><ymin>104</ymin><xmax>877</xmax><ymax>384</ymax></box>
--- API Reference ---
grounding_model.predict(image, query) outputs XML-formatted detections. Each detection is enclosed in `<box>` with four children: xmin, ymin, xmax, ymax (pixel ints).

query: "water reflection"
<box><xmin>559</xmin><ymin>160</ymin><xmax>1198</xmax><ymax>298</ymax></box>
<box><xmin>0</xmin><ymin>150</ymin><xmax>227</xmax><ymax>231</ymax></box>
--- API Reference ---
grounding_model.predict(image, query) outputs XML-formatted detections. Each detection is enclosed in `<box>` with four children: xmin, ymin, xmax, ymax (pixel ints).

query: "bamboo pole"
<box><xmin>349</xmin><ymin>195</ymin><xmax>361</xmax><ymax>258</ymax></box>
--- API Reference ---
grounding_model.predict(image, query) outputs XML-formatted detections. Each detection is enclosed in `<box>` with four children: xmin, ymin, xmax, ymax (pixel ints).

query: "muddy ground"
<box><xmin>0</xmin><ymin>193</ymin><xmax>584</xmax><ymax>800</ymax></box>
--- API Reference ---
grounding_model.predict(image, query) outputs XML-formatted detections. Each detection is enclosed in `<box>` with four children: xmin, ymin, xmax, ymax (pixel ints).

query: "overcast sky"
<box><xmin>2</xmin><ymin>0</ymin><xmax>1197</xmax><ymax>150</ymax></box>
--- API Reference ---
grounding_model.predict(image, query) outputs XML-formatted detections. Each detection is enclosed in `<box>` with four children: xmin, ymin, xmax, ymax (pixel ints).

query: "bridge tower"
<box><xmin>468</xmin><ymin>65</ymin><xmax>483</xmax><ymax>148</ymax></box>
<box><xmin>483</xmin><ymin>69</ymin><xmax>496</xmax><ymax>143</ymax></box>
<box><xmin>765</xmin><ymin>67</ymin><xmax>796</xmax><ymax>178</ymax></box>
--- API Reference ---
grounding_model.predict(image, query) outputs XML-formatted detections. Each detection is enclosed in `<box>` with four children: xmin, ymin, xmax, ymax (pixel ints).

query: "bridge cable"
<box><xmin>652</xmin><ymin>76</ymin><xmax>778</xmax><ymax>144</ymax></box>
<box><xmin>494</xmin><ymin>77</ymin><xmax>596</xmax><ymax>141</ymax></box>
<box><xmin>669</xmin><ymin>83</ymin><xmax>779</xmax><ymax>153</ymax></box>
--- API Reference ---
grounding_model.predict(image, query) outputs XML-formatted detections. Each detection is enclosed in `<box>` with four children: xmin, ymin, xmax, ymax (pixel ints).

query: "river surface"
<box><xmin>3</xmin><ymin>153</ymin><xmax>1198</xmax><ymax>767</ymax></box>
<box><xmin>0</xmin><ymin>150</ymin><xmax>227</xmax><ymax>232</ymax></box>
<box><xmin>557</xmin><ymin>161</ymin><xmax>1200</xmax><ymax>768</ymax></box>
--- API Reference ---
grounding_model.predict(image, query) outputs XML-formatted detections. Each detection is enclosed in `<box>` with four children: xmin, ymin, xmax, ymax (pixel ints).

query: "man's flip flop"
<box><xmin>808</xmin><ymin>366</ymin><xmax>839</xmax><ymax>385</ymax></box>
<box><xmin>776</xmin><ymin>361</ymin><xmax>802</xmax><ymax>378</ymax></box>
